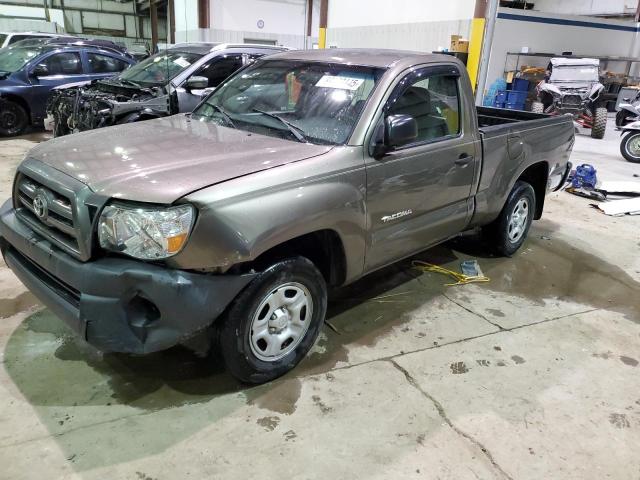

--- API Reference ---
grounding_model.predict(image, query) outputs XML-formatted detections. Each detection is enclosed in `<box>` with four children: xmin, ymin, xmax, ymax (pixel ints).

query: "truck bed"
<box><xmin>477</xmin><ymin>106</ymin><xmax>547</xmax><ymax>128</ymax></box>
<box><xmin>470</xmin><ymin>106</ymin><xmax>574</xmax><ymax>228</ymax></box>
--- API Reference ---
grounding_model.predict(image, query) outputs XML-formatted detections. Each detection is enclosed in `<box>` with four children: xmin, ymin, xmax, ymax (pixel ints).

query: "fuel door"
<box><xmin>508</xmin><ymin>133</ymin><xmax>524</xmax><ymax>160</ymax></box>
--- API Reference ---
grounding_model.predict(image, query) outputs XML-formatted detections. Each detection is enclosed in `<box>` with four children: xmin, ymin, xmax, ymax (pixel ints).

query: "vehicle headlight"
<box><xmin>98</xmin><ymin>203</ymin><xmax>195</xmax><ymax>260</ymax></box>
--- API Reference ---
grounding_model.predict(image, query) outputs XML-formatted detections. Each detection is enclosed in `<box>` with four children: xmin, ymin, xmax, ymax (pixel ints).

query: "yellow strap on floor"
<box><xmin>412</xmin><ymin>260</ymin><xmax>490</xmax><ymax>286</ymax></box>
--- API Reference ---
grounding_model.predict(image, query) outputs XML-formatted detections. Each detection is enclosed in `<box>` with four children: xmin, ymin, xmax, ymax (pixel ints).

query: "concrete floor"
<box><xmin>0</xmin><ymin>121</ymin><xmax>639</xmax><ymax>480</ymax></box>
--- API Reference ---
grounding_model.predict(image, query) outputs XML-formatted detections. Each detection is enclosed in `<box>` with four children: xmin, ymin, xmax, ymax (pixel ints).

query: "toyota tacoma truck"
<box><xmin>0</xmin><ymin>49</ymin><xmax>574</xmax><ymax>384</ymax></box>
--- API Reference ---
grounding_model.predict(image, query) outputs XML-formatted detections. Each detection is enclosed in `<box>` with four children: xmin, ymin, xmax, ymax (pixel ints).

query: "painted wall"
<box><xmin>531</xmin><ymin>0</ymin><xmax>637</xmax><ymax>16</ymax></box>
<box><xmin>174</xmin><ymin>0</ymin><xmax>317</xmax><ymax>49</ymax></box>
<box><xmin>485</xmin><ymin>8</ymin><xmax>640</xmax><ymax>92</ymax></box>
<box><xmin>325</xmin><ymin>0</ymin><xmax>475</xmax><ymax>51</ymax></box>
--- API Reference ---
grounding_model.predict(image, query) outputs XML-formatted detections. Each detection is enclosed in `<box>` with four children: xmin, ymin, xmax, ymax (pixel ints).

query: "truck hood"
<box><xmin>27</xmin><ymin>114</ymin><xmax>333</xmax><ymax>204</ymax></box>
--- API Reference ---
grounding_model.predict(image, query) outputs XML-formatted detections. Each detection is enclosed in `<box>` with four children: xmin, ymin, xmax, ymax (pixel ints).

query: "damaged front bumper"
<box><xmin>0</xmin><ymin>200</ymin><xmax>255</xmax><ymax>354</ymax></box>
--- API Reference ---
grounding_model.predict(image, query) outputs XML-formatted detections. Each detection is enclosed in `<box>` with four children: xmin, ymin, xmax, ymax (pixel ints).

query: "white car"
<box><xmin>0</xmin><ymin>31</ymin><xmax>65</xmax><ymax>49</ymax></box>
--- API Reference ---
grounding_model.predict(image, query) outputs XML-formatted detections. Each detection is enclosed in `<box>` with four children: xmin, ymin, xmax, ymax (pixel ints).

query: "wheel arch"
<box><xmin>516</xmin><ymin>161</ymin><xmax>549</xmax><ymax>220</ymax></box>
<box><xmin>235</xmin><ymin>229</ymin><xmax>348</xmax><ymax>288</ymax></box>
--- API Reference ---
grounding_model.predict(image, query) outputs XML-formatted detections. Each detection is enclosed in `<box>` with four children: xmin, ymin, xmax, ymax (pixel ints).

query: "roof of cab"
<box><xmin>264</xmin><ymin>48</ymin><xmax>456</xmax><ymax>68</ymax></box>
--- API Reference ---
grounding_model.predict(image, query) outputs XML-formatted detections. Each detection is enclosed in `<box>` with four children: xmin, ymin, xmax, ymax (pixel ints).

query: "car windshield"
<box><xmin>551</xmin><ymin>65</ymin><xmax>599</xmax><ymax>83</ymax></box>
<box><xmin>118</xmin><ymin>50</ymin><xmax>202</xmax><ymax>86</ymax></box>
<box><xmin>193</xmin><ymin>60</ymin><xmax>385</xmax><ymax>145</ymax></box>
<box><xmin>0</xmin><ymin>47</ymin><xmax>41</xmax><ymax>73</ymax></box>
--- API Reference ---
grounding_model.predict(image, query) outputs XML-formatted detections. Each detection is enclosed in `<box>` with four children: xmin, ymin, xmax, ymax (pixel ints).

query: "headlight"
<box><xmin>98</xmin><ymin>203</ymin><xmax>195</xmax><ymax>260</ymax></box>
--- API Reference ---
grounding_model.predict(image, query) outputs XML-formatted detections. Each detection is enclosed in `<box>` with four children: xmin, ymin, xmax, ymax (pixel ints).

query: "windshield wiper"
<box><xmin>252</xmin><ymin>108</ymin><xmax>307</xmax><ymax>143</ymax></box>
<box><xmin>118</xmin><ymin>78</ymin><xmax>142</xmax><ymax>88</ymax></box>
<box><xmin>208</xmin><ymin>103</ymin><xmax>236</xmax><ymax>129</ymax></box>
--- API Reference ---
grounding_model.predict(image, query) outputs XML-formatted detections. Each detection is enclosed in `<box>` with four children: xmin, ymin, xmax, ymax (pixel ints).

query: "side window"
<box><xmin>386</xmin><ymin>72</ymin><xmax>460</xmax><ymax>145</ymax></box>
<box><xmin>196</xmin><ymin>55</ymin><xmax>244</xmax><ymax>88</ymax></box>
<box><xmin>38</xmin><ymin>52</ymin><xmax>82</xmax><ymax>75</ymax></box>
<box><xmin>7</xmin><ymin>35</ymin><xmax>30</xmax><ymax>45</ymax></box>
<box><xmin>87</xmin><ymin>53</ymin><xmax>129</xmax><ymax>73</ymax></box>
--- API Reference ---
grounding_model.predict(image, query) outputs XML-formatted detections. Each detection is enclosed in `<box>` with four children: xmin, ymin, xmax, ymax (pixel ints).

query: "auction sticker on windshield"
<box><xmin>173</xmin><ymin>57</ymin><xmax>191</xmax><ymax>68</ymax></box>
<box><xmin>316</xmin><ymin>75</ymin><xmax>364</xmax><ymax>90</ymax></box>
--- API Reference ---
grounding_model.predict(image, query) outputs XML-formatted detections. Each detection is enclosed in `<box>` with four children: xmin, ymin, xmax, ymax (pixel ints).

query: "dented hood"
<box><xmin>27</xmin><ymin>114</ymin><xmax>332</xmax><ymax>204</ymax></box>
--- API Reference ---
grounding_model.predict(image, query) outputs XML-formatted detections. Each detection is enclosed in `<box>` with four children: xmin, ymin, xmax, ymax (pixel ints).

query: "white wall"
<box><xmin>212</xmin><ymin>0</ymin><xmax>307</xmax><ymax>36</ymax></box>
<box><xmin>531</xmin><ymin>0</ymin><xmax>637</xmax><ymax>16</ymax></box>
<box><xmin>175</xmin><ymin>0</ymin><xmax>316</xmax><ymax>48</ymax></box>
<box><xmin>328</xmin><ymin>0</ymin><xmax>475</xmax><ymax>28</ymax></box>
<box><xmin>485</xmin><ymin>8</ymin><xmax>639</xmax><ymax>94</ymax></box>
<box><xmin>326</xmin><ymin>0</ymin><xmax>474</xmax><ymax>52</ymax></box>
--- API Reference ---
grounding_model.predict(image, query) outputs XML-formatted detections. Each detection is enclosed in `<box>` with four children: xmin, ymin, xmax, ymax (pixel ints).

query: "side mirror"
<box><xmin>623</xmin><ymin>97</ymin><xmax>631</xmax><ymax>102</ymax></box>
<box><xmin>31</xmin><ymin>64</ymin><xmax>49</xmax><ymax>77</ymax></box>
<box><xmin>385</xmin><ymin>114</ymin><xmax>418</xmax><ymax>148</ymax></box>
<box><xmin>184</xmin><ymin>75</ymin><xmax>208</xmax><ymax>91</ymax></box>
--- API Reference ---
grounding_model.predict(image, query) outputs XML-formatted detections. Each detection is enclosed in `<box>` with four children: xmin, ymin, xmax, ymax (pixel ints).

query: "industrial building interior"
<box><xmin>0</xmin><ymin>0</ymin><xmax>639</xmax><ymax>479</ymax></box>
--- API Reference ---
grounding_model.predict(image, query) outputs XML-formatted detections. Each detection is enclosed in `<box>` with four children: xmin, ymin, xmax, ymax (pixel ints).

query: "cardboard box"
<box><xmin>450</xmin><ymin>35</ymin><xmax>469</xmax><ymax>53</ymax></box>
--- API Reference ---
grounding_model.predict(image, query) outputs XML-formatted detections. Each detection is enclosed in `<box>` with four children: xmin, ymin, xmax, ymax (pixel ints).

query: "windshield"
<box><xmin>193</xmin><ymin>60</ymin><xmax>385</xmax><ymax>145</ymax></box>
<box><xmin>0</xmin><ymin>47</ymin><xmax>41</xmax><ymax>73</ymax></box>
<box><xmin>551</xmin><ymin>65</ymin><xmax>599</xmax><ymax>83</ymax></box>
<box><xmin>119</xmin><ymin>50</ymin><xmax>202</xmax><ymax>86</ymax></box>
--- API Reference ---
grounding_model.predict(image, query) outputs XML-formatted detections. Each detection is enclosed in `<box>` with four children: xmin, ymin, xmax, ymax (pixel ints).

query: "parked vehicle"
<box><xmin>46</xmin><ymin>43</ymin><xmax>287</xmax><ymax>136</ymax></box>
<box><xmin>9</xmin><ymin>36</ymin><xmax>135</xmax><ymax>60</ymax></box>
<box><xmin>618</xmin><ymin>121</ymin><xmax>640</xmax><ymax>163</ymax></box>
<box><xmin>532</xmin><ymin>58</ymin><xmax>607</xmax><ymax>139</ymax></box>
<box><xmin>0</xmin><ymin>49</ymin><xmax>574</xmax><ymax>384</ymax></box>
<box><xmin>0</xmin><ymin>31</ymin><xmax>67</xmax><ymax>49</ymax></box>
<box><xmin>615</xmin><ymin>90</ymin><xmax>640</xmax><ymax>128</ymax></box>
<box><xmin>0</xmin><ymin>43</ymin><xmax>136</xmax><ymax>136</ymax></box>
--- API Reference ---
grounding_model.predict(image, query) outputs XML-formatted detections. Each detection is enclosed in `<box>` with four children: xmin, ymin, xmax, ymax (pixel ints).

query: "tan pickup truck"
<box><xmin>0</xmin><ymin>48</ymin><xmax>574</xmax><ymax>383</ymax></box>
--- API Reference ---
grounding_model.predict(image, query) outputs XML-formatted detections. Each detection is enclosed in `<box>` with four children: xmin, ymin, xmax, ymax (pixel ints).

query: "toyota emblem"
<box><xmin>32</xmin><ymin>192</ymin><xmax>49</xmax><ymax>220</ymax></box>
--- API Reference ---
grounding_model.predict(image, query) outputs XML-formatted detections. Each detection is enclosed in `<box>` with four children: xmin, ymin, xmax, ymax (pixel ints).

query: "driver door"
<box><xmin>28</xmin><ymin>51</ymin><xmax>87</xmax><ymax>121</ymax></box>
<box><xmin>364</xmin><ymin>65</ymin><xmax>479</xmax><ymax>272</ymax></box>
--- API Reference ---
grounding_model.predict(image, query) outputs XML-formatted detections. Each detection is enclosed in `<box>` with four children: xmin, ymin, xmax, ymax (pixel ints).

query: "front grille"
<box><xmin>561</xmin><ymin>95</ymin><xmax>583</xmax><ymax>110</ymax></box>
<box><xmin>14</xmin><ymin>172</ymin><xmax>81</xmax><ymax>255</ymax></box>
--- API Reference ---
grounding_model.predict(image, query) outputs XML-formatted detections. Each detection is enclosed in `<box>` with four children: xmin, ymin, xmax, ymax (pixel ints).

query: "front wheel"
<box><xmin>484</xmin><ymin>181</ymin><xmax>536</xmax><ymax>257</ymax></box>
<box><xmin>217</xmin><ymin>256</ymin><xmax>327</xmax><ymax>384</ymax></box>
<box><xmin>590</xmin><ymin>107</ymin><xmax>607</xmax><ymax>139</ymax></box>
<box><xmin>0</xmin><ymin>99</ymin><xmax>29</xmax><ymax>137</ymax></box>
<box><xmin>620</xmin><ymin>131</ymin><xmax>640</xmax><ymax>163</ymax></box>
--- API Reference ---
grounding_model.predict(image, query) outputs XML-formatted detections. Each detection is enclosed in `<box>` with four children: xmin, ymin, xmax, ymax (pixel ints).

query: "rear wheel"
<box><xmin>217</xmin><ymin>256</ymin><xmax>327</xmax><ymax>384</ymax></box>
<box><xmin>0</xmin><ymin>99</ymin><xmax>28</xmax><ymax>137</ymax></box>
<box><xmin>531</xmin><ymin>101</ymin><xmax>544</xmax><ymax>114</ymax></box>
<box><xmin>620</xmin><ymin>131</ymin><xmax>640</xmax><ymax>163</ymax></box>
<box><xmin>590</xmin><ymin>107</ymin><xmax>607</xmax><ymax>139</ymax></box>
<box><xmin>484</xmin><ymin>181</ymin><xmax>536</xmax><ymax>257</ymax></box>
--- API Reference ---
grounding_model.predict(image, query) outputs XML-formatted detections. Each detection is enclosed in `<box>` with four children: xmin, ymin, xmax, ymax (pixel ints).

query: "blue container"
<box><xmin>511</xmin><ymin>78</ymin><xmax>530</xmax><ymax>92</ymax></box>
<box><xmin>505</xmin><ymin>101</ymin><xmax>525</xmax><ymax>111</ymax></box>
<box><xmin>495</xmin><ymin>90</ymin><xmax>508</xmax><ymax>103</ymax></box>
<box><xmin>494</xmin><ymin>101</ymin><xmax>506</xmax><ymax>109</ymax></box>
<box><xmin>507</xmin><ymin>90</ymin><xmax>528</xmax><ymax>104</ymax></box>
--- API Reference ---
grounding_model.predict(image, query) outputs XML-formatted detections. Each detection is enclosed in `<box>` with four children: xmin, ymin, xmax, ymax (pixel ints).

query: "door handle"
<box><xmin>455</xmin><ymin>153</ymin><xmax>474</xmax><ymax>166</ymax></box>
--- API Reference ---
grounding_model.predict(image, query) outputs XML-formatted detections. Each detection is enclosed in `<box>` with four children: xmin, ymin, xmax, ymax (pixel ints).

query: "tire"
<box><xmin>620</xmin><ymin>131</ymin><xmax>640</xmax><ymax>163</ymax></box>
<box><xmin>0</xmin><ymin>99</ymin><xmax>29</xmax><ymax>137</ymax></box>
<box><xmin>531</xmin><ymin>101</ymin><xmax>544</xmax><ymax>114</ymax></box>
<box><xmin>484</xmin><ymin>181</ymin><xmax>536</xmax><ymax>257</ymax></box>
<box><xmin>217</xmin><ymin>256</ymin><xmax>327</xmax><ymax>384</ymax></box>
<box><xmin>616</xmin><ymin>109</ymin><xmax>632</xmax><ymax>128</ymax></box>
<box><xmin>590</xmin><ymin>107</ymin><xmax>607</xmax><ymax>139</ymax></box>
